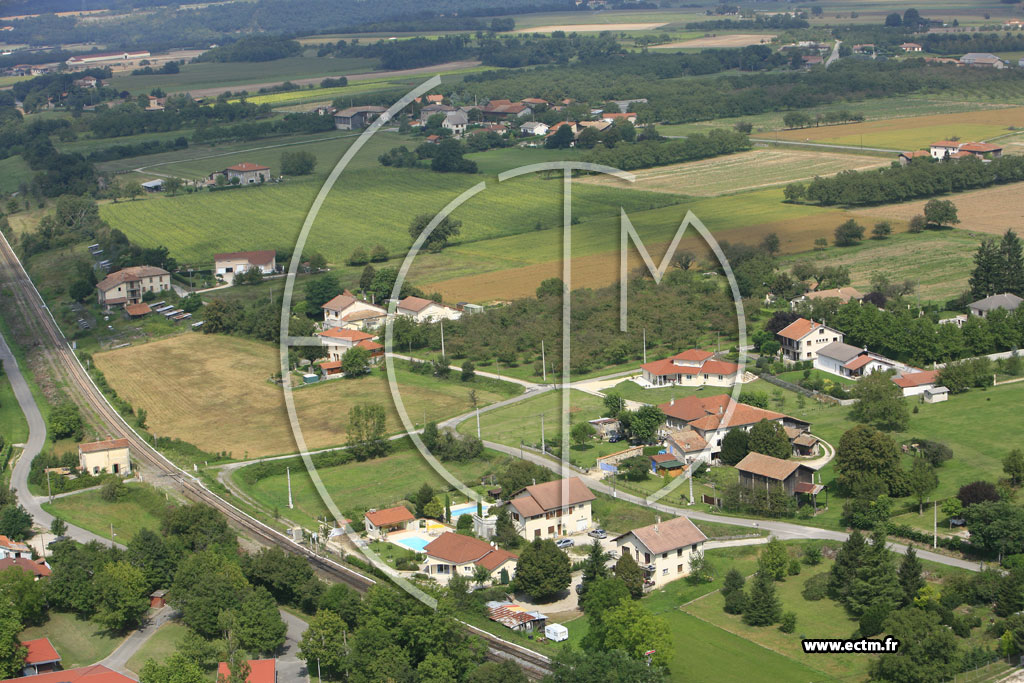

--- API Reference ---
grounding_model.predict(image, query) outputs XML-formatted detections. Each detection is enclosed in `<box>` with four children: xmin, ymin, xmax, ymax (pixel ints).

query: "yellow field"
<box><xmin>93</xmin><ymin>333</ymin><xmax>515</xmax><ymax>457</ymax></box>
<box><xmin>774</xmin><ymin>107</ymin><xmax>1024</xmax><ymax>150</ymax></box>
<box><xmin>850</xmin><ymin>183</ymin><xmax>1024</xmax><ymax>236</ymax></box>
<box><xmin>576</xmin><ymin>149</ymin><xmax>889</xmax><ymax>197</ymax></box>
<box><xmin>653</xmin><ymin>34</ymin><xmax>776</xmax><ymax>49</ymax></box>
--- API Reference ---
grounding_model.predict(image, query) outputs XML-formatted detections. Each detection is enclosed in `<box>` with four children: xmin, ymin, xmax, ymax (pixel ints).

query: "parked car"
<box><xmin>574</xmin><ymin>582</ymin><xmax>583</xmax><ymax>595</ymax></box>
<box><xmin>588</xmin><ymin>528</ymin><xmax>607</xmax><ymax>539</ymax></box>
<box><xmin>608</xmin><ymin>435</ymin><xmax>622</xmax><ymax>443</ymax></box>
<box><xmin>555</xmin><ymin>538</ymin><xmax>575</xmax><ymax>549</ymax></box>
<box><xmin>47</xmin><ymin>536</ymin><xmax>70</xmax><ymax>547</ymax></box>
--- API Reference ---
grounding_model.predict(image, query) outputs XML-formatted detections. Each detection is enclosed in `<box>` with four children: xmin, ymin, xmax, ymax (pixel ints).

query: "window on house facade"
<box><xmin>662</xmin><ymin>568</ymin><xmax>668</xmax><ymax>576</ymax></box>
<box><xmin>677</xmin><ymin>564</ymin><xmax>684</xmax><ymax>573</ymax></box>
<box><xmin>677</xmin><ymin>548</ymin><xmax>683</xmax><ymax>557</ymax></box>
<box><xmin>644</xmin><ymin>552</ymin><xmax>651</xmax><ymax>564</ymax></box>
<box><xmin>692</xmin><ymin>544</ymin><xmax>698</xmax><ymax>551</ymax></box>
<box><xmin>548</xmin><ymin>526</ymin><xmax>555</xmax><ymax>535</ymax></box>
<box><xmin>534</xmin><ymin>530</ymin><xmax>541</xmax><ymax>539</ymax></box>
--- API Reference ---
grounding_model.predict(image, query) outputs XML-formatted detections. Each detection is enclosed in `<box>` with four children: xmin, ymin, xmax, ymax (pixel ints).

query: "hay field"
<box><xmin>850</xmin><ymin>183</ymin><xmax>1024</xmax><ymax>236</ymax></box>
<box><xmin>93</xmin><ymin>334</ymin><xmax>517</xmax><ymax>457</ymax></box>
<box><xmin>773</xmin><ymin>107</ymin><xmax>1024</xmax><ymax>150</ymax></box>
<box><xmin>653</xmin><ymin>33</ymin><xmax>775</xmax><ymax>48</ymax></box>
<box><xmin>576</xmin><ymin>149</ymin><xmax>889</xmax><ymax>197</ymax></box>
<box><xmin>515</xmin><ymin>22</ymin><xmax>667</xmax><ymax>33</ymax></box>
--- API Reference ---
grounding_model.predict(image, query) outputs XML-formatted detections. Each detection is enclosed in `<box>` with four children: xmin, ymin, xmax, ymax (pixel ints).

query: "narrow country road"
<box><xmin>750</xmin><ymin>138</ymin><xmax>903</xmax><ymax>154</ymax></box>
<box><xmin>825</xmin><ymin>40</ymin><xmax>842</xmax><ymax>67</ymax></box>
<box><xmin>277</xmin><ymin>609</ymin><xmax>310</xmax><ymax>682</ymax></box>
<box><xmin>0</xmin><ymin>330</ymin><xmax>120</xmax><ymax>549</ymax></box>
<box><xmin>99</xmin><ymin>606</ymin><xmax>178</xmax><ymax>676</ymax></box>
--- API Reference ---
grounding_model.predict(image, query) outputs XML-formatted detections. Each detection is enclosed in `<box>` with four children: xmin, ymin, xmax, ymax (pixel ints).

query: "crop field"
<box><xmin>577</xmin><ymin>149</ymin><xmax>889</xmax><ymax>197</ymax></box>
<box><xmin>419</xmin><ymin>186</ymin><xmax>858</xmax><ymax>302</ymax></box>
<box><xmin>0</xmin><ymin>75</ymin><xmax>30</xmax><ymax>88</ymax></box>
<box><xmin>235</xmin><ymin>444</ymin><xmax>509</xmax><ymax>526</ymax></box>
<box><xmin>99</xmin><ymin>163</ymin><xmax>678</xmax><ymax>266</ymax></box>
<box><xmin>779</xmin><ymin>229</ymin><xmax>984</xmax><ymax>302</ymax></box>
<box><xmin>652</xmin><ymin>33</ymin><xmax>776</xmax><ymax>49</ymax></box>
<box><xmin>850</xmin><ymin>183</ymin><xmax>1024</xmax><ymax>237</ymax></box>
<box><xmin>93</xmin><ymin>333</ymin><xmax>521</xmax><ymax>458</ymax></box>
<box><xmin>773</xmin><ymin>107</ymin><xmax>1024</xmax><ymax>150</ymax></box>
<box><xmin>515</xmin><ymin>22</ymin><xmax>668</xmax><ymax>33</ymax></box>
<box><xmin>108</xmin><ymin>56</ymin><xmax>380</xmax><ymax>95</ymax></box>
<box><xmin>509</xmin><ymin>9</ymin><xmax>704</xmax><ymax>29</ymax></box>
<box><xmin>656</xmin><ymin>96</ymin><xmax>1016</xmax><ymax>138</ymax></box>
<box><xmin>56</xmin><ymin>128</ymin><xmax>196</xmax><ymax>158</ymax></box>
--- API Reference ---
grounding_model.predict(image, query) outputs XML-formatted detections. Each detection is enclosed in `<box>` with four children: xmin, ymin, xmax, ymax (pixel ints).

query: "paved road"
<box><xmin>100</xmin><ymin>606</ymin><xmax>178</xmax><ymax>677</ymax></box>
<box><xmin>390</xmin><ymin>353</ymin><xmax>542</xmax><ymax>389</ymax></box>
<box><xmin>482</xmin><ymin>439</ymin><xmax>984</xmax><ymax>572</ymax></box>
<box><xmin>0</xmin><ymin>330</ymin><xmax>119</xmax><ymax>548</ymax></box>
<box><xmin>278</xmin><ymin>609</ymin><xmax>310</xmax><ymax>683</ymax></box>
<box><xmin>751</xmin><ymin>138</ymin><xmax>903</xmax><ymax>154</ymax></box>
<box><xmin>825</xmin><ymin>40</ymin><xmax>842</xmax><ymax>67</ymax></box>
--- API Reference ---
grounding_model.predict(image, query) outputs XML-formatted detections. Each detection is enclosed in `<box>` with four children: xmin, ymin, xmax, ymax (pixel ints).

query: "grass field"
<box><xmin>850</xmin><ymin>184</ymin><xmax>1024</xmax><ymax>238</ymax></box>
<box><xmin>0</xmin><ymin>155</ymin><xmax>33</xmax><ymax>196</ymax></box>
<box><xmin>99</xmin><ymin>160</ymin><xmax>679</xmax><ymax>268</ymax></box>
<box><xmin>652</xmin><ymin>33</ymin><xmax>776</xmax><ymax>49</ymax></box>
<box><xmin>42</xmin><ymin>484</ymin><xmax>168</xmax><ymax>542</ymax></box>
<box><xmin>577</xmin><ymin>149</ymin><xmax>889</xmax><ymax>197</ymax></box>
<box><xmin>20</xmin><ymin>612</ymin><xmax>123</xmax><ymax>670</ymax></box>
<box><xmin>780</xmin><ymin>229</ymin><xmax>985</xmax><ymax>303</ymax></box>
<box><xmin>93</xmin><ymin>333</ymin><xmax>521</xmax><ymax>458</ymax></box>
<box><xmin>108</xmin><ymin>56</ymin><xmax>380</xmax><ymax>94</ymax></box>
<box><xmin>0</xmin><ymin>374</ymin><xmax>29</xmax><ymax>445</ymax></box>
<box><xmin>508</xmin><ymin>9</ymin><xmax>705</xmax><ymax>29</ymax></box>
<box><xmin>125</xmin><ymin>621</ymin><xmax>189</xmax><ymax>674</ymax></box>
<box><xmin>773</xmin><ymin>107</ymin><xmax>1024</xmax><ymax>150</ymax></box>
<box><xmin>234</xmin><ymin>444</ymin><xmax>509</xmax><ymax>526</ymax></box>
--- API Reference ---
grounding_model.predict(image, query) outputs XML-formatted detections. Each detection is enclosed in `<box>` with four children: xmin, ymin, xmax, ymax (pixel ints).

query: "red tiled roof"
<box><xmin>736</xmin><ymin>451</ymin><xmax>802</xmax><ymax>480</ymax></box>
<box><xmin>23</xmin><ymin>638</ymin><xmax>59</xmax><ymax>665</ymax></box>
<box><xmin>508</xmin><ymin>477</ymin><xmax>595</xmax><ymax>518</ymax></box>
<box><xmin>931</xmin><ymin>140</ymin><xmax>960</xmax><ymax>148</ymax></box>
<box><xmin>356</xmin><ymin>339</ymin><xmax>383</xmax><ymax>351</ymax></box>
<box><xmin>891</xmin><ymin>370</ymin><xmax>938</xmax><ymax>388</ymax></box>
<box><xmin>777</xmin><ymin>317</ymin><xmax>821</xmax><ymax>341</ymax></box>
<box><xmin>319</xmin><ymin>328</ymin><xmax>374</xmax><ymax>342</ymax></box>
<box><xmin>79</xmin><ymin>438</ymin><xmax>130</xmax><ymax>453</ymax></box>
<box><xmin>217</xmin><ymin>659</ymin><xmax>275</xmax><ymax>683</ymax></box>
<box><xmin>124</xmin><ymin>303</ymin><xmax>151</xmax><ymax>317</ymax></box>
<box><xmin>0</xmin><ymin>557</ymin><xmax>51</xmax><ymax>577</ymax></box>
<box><xmin>0</xmin><ymin>664</ymin><xmax>133</xmax><ymax>682</ymax></box>
<box><xmin>900</xmin><ymin>150</ymin><xmax>931</xmax><ymax>159</ymax></box>
<box><xmin>613</xmin><ymin>516</ymin><xmax>706</xmax><ymax>555</ymax></box>
<box><xmin>318</xmin><ymin>360</ymin><xmax>342</xmax><ymax>370</ymax></box>
<box><xmin>671</xmin><ymin>349</ymin><xmax>714</xmax><ymax>363</ymax></box>
<box><xmin>425</xmin><ymin>532</ymin><xmax>517</xmax><ymax>569</ymax></box>
<box><xmin>665</xmin><ymin>428</ymin><xmax>707</xmax><ymax>453</ymax></box>
<box><xmin>365</xmin><ymin>506</ymin><xmax>414</xmax><ymax>527</ymax></box>
<box><xmin>213</xmin><ymin>250</ymin><xmax>275</xmax><ymax>267</ymax></box>
<box><xmin>225</xmin><ymin>163</ymin><xmax>270</xmax><ymax>172</ymax></box>
<box><xmin>322</xmin><ymin>293</ymin><xmax>356</xmax><ymax>311</ymax></box>
<box><xmin>700</xmin><ymin>359</ymin><xmax>739</xmax><ymax>375</ymax></box>
<box><xmin>641</xmin><ymin>358</ymin><xmax>688</xmax><ymax>377</ymax></box>
<box><xmin>650</xmin><ymin>452</ymin><xmax>677</xmax><ymax>464</ymax></box>
<box><xmin>96</xmin><ymin>266</ymin><xmax>168</xmax><ymax>292</ymax></box>
<box><xmin>602</xmin><ymin>112</ymin><xmax>637</xmax><ymax>119</ymax></box>
<box><xmin>659</xmin><ymin>395</ymin><xmax>790</xmax><ymax>431</ymax></box>
<box><xmin>398</xmin><ymin>296</ymin><xmax>435</xmax><ymax>312</ymax></box>
<box><xmin>959</xmin><ymin>142</ymin><xmax>1002</xmax><ymax>153</ymax></box>
<box><xmin>843</xmin><ymin>355</ymin><xmax>872</xmax><ymax>371</ymax></box>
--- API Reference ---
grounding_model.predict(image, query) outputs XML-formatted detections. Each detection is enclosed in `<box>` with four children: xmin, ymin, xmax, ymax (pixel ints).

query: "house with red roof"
<box><xmin>395</xmin><ymin>296</ymin><xmax>461</xmax><ymax>323</ymax></box>
<box><xmin>321</xmin><ymin>290</ymin><xmax>387</xmax><ymax>331</ymax></box>
<box><xmin>659</xmin><ymin>395</ymin><xmax>810</xmax><ymax>462</ymax></box>
<box><xmin>775</xmin><ymin>317</ymin><xmax>844</xmax><ymax>362</ymax></box>
<box><xmin>0</xmin><ymin>557</ymin><xmax>51</xmax><ymax>579</ymax></box>
<box><xmin>423</xmin><ymin>532</ymin><xmax>517</xmax><ymax>585</ymax></box>
<box><xmin>22</xmin><ymin>638</ymin><xmax>60</xmax><ymax>675</ymax></box>
<box><xmin>317</xmin><ymin>328</ymin><xmax>382</xmax><ymax>375</ymax></box>
<box><xmin>639</xmin><ymin>349</ymin><xmax>742</xmax><ymax>388</ymax></box>
<box><xmin>217</xmin><ymin>659</ymin><xmax>276</xmax><ymax>683</ymax></box>
<box><xmin>1</xmin><ymin>664</ymin><xmax>132</xmax><ymax>683</ymax></box>
<box><xmin>222</xmin><ymin>162</ymin><xmax>271</xmax><ymax>185</ymax></box>
<box><xmin>613</xmin><ymin>516</ymin><xmax>706</xmax><ymax>589</ymax></box>
<box><xmin>364</xmin><ymin>505</ymin><xmax>416</xmax><ymax>539</ymax></box>
<box><xmin>503</xmin><ymin>477</ymin><xmax>595</xmax><ymax>540</ymax></box>
<box><xmin>890</xmin><ymin>369</ymin><xmax>942</xmax><ymax>397</ymax></box>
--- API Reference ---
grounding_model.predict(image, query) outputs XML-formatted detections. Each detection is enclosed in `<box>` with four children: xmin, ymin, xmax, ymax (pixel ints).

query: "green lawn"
<box><xmin>0</xmin><ymin>374</ymin><xmax>29</xmax><ymax>445</ymax></box>
<box><xmin>42</xmin><ymin>484</ymin><xmax>169</xmax><ymax>542</ymax></box>
<box><xmin>776</xmin><ymin>368</ymin><xmax>857</xmax><ymax>387</ymax></box>
<box><xmin>125</xmin><ymin>621</ymin><xmax>190</xmax><ymax>674</ymax></box>
<box><xmin>20</xmin><ymin>612</ymin><xmax>124</xmax><ymax>670</ymax></box>
<box><xmin>233</xmin><ymin>444</ymin><xmax>510</xmax><ymax>528</ymax></box>
<box><xmin>0</xmin><ymin>156</ymin><xmax>33</xmax><ymax>196</ymax></box>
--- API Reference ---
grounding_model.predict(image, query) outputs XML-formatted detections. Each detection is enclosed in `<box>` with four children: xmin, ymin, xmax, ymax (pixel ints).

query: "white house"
<box><xmin>442</xmin><ymin>111</ymin><xmax>468</xmax><ymax>136</ymax></box>
<box><xmin>396</xmin><ymin>296</ymin><xmax>461</xmax><ymax>323</ymax></box>
<box><xmin>776</xmin><ymin>318</ymin><xmax>844</xmax><ymax>362</ymax></box>
<box><xmin>519</xmin><ymin>121</ymin><xmax>549</xmax><ymax>136</ymax></box>
<box><xmin>322</xmin><ymin>291</ymin><xmax>388</xmax><ymax>331</ymax></box>
<box><xmin>213</xmin><ymin>250</ymin><xmax>276</xmax><ymax>284</ymax></box>
<box><xmin>363</xmin><ymin>506</ymin><xmax>416</xmax><ymax>540</ymax></box>
<box><xmin>639</xmin><ymin>349</ymin><xmax>741</xmax><ymax>388</ymax></box>
<box><xmin>317</xmin><ymin>328</ymin><xmax>383</xmax><ymax>369</ymax></box>
<box><xmin>422</xmin><ymin>532</ymin><xmax>517</xmax><ymax>585</ymax></box>
<box><xmin>891</xmin><ymin>370</ymin><xmax>940</xmax><ymax>397</ymax></box>
<box><xmin>969</xmin><ymin>293</ymin><xmax>1023</xmax><ymax>318</ymax></box>
<box><xmin>504</xmin><ymin>477</ymin><xmax>595</xmax><ymax>540</ymax></box>
<box><xmin>0</xmin><ymin>535</ymin><xmax>30</xmax><ymax>560</ymax></box>
<box><xmin>96</xmin><ymin>266</ymin><xmax>171</xmax><ymax>308</ymax></box>
<box><xmin>923</xmin><ymin>386</ymin><xmax>949</xmax><ymax>403</ymax></box>
<box><xmin>613</xmin><ymin>516</ymin><xmax>707</xmax><ymax>590</ymax></box>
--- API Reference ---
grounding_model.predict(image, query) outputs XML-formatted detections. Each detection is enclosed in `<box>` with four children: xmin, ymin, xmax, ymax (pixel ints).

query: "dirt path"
<box><xmin>177</xmin><ymin>60</ymin><xmax>482</xmax><ymax>98</ymax></box>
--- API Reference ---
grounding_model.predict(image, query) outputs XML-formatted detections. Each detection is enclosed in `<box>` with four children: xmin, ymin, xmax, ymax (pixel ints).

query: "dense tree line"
<box><xmin>87</xmin><ymin>97</ymin><xmax>273</xmax><ymax>138</ymax></box>
<box><xmin>923</xmin><ymin>31</ymin><xmax>1024</xmax><ymax>55</ymax></box>
<box><xmin>685</xmin><ymin>14</ymin><xmax>810</xmax><ymax>30</ymax></box>
<box><xmin>583</xmin><ymin>128</ymin><xmax>750</xmax><ymax>171</ymax></box>
<box><xmin>191</xmin><ymin>111</ymin><xmax>336</xmax><ymax>144</ymax></box>
<box><xmin>85</xmin><ymin>135</ymin><xmax>188</xmax><ymax>163</ymax></box>
<box><xmin>195</xmin><ymin>36</ymin><xmax>303</xmax><ymax>62</ymax></box>
<box><xmin>789</xmin><ymin>154</ymin><xmax>1024</xmax><ymax>207</ymax></box>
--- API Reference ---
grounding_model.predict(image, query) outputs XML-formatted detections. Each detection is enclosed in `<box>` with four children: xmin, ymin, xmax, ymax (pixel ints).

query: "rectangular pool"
<box><xmin>395</xmin><ymin>536</ymin><xmax>430</xmax><ymax>553</ymax></box>
<box><xmin>449</xmin><ymin>502</ymin><xmax>490</xmax><ymax>520</ymax></box>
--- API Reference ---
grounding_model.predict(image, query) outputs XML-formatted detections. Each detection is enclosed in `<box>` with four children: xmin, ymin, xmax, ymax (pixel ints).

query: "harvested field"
<box><xmin>653</xmin><ymin>33</ymin><xmax>775</xmax><ymax>48</ymax></box>
<box><xmin>93</xmin><ymin>334</ymin><xmax>518</xmax><ymax>457</ymax></box>
<box><xmin>575</xmin><ymin>149</ymin><xmax>889</xmax><ymax>197</ymax></box>
<box><xmin>774</xmin><ymin>107</ymin><xmax>1024</xmax><ymax>150</ymax></box>
<box><xmin>850</xmin><ymin>183</ymin><xmax>1024</xmax><ymax>236</ymax></box>
<box><xmin>514</xmin><ymin>23</ymin><xmax>667</xmax><ymax>33</ymax></box>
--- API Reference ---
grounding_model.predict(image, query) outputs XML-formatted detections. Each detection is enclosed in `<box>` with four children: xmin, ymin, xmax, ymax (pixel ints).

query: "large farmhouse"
<box><xmin>223</xmin><ymin>162</ymin><xmax>271</xmax><ymax>184</ymax></box>
<box><xmin>96</xmin><ymin>266</ymin><xmax>170</xmax><ymax>308</ymax></box>
<box><xmin>503</xmin><ymin>477</ymin><xmax>595</xmax><ymax>540</ymax></box>
<box><xmin>396</xmin><ymin>296</ymin><xmax>461</xmax><ymax>323</ymax></box>
<box><xmin>422</xmin><ymin>532</ymin><xmax>517</xmax><ymax>585</ymax></box>
<box><xmin>776</xmin><ymin>317</ymin><xmax>844</xmax><ymax>362</ymax></box>
<box><xmin>334</xmin><ymin>106</ymin><xmax>387</xmax><ymax>130</ymax></box>
<box><xmin>322</xmin><ymin>291</ymin><xmax>387</xmax><ymax>331</ymax></box>
<box><xmin>613</xmin><ymin>516</ymin><xmax>707</xmax><ymax>590</ymax></box>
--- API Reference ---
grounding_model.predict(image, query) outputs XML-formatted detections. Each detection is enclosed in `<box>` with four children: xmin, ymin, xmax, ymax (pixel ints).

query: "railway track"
<box><xmin>0</xmin><ymin>233</ymin><xmax>552</xmax><ymax>679</ymax></box>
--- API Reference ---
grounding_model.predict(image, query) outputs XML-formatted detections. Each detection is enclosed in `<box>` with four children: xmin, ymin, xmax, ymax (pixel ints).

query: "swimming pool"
<box><xmin>449</xmin><ymin>502</ymin><xmax>490</xmax><ymax>520</ymax></box>
<box><xmin>395</xmin><ymin>536</ymin><xmax>430</xmax><ymax>553</ymax></box>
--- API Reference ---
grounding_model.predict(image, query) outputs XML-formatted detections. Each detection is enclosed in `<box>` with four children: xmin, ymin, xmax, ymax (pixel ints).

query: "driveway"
<box><xmin>100</xmin><ymin>606</ymin><xmax>178</xmax><ymax>677</ymax></box>
<box><xmin>278</xmin><ymin>609</ymin><xmax>309</xmax><ymax>682</ymax></box>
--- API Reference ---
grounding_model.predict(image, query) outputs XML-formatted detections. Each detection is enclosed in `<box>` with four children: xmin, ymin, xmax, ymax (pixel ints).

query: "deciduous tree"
<box><xmin>514</xmin><ymin>539</ymin><xmax>571</xmax><ymax>602</ymax></box>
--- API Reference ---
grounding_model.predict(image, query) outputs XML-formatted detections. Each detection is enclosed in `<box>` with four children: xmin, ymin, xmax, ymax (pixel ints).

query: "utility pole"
<box><xmin>541</xmin><ymin>340</ymin><xmax>546</xmax><ymax>382</ymax></box>
<box><xmin>688</xmin><ymin>467</ymin><xmax>694</xmax><ymax>505</ymax></box>
<box><xmin>475</xmin><ymin>405</ymin><xmax>481</xmax><ymax>439</ymax></box>
<box><xmin>46</xmin><ymin>470</ymin><xmax>52</xmax><ymax>503</ymax></box>
<box><xmin>933</xmin><ymin>500</ymin><xmax>937</xmax><ymax>549</ymax></box>
<box><xmin>643</xmin><ymin>328</ymin><xmax>647</xmax><ymax>364</ymax></box>
<box><xmin>541</xmin><ymin>414</ymin><xmax>545</xmax><ymax>454</ymax></box>
<box><xmin>440</xmin><ymin>320</ymin><xmax>445</xmax><ymax>358</ymax></box>
<box><xmin>287</xmin><ymin>467</ymin><xmax>294</xmax><ymax>509</ymax></box>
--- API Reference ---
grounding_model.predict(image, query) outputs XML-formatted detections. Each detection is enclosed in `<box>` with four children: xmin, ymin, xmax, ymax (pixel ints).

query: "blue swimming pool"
<box><xmin>395</xmin><ymin>536</ymin><xmax>430</xmax><ymax>553</ymax></box>
<box><xmin>449</xmin><ymin>502</ymin><xmax>490</xmax><ymax>520</ymax></box>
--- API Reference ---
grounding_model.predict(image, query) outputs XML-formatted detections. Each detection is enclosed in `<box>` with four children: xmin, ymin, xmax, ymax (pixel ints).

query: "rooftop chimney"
<box><xmin>655</xmin><ymin>516</ymin><xmax>660</xmax><ymax>532</ymax></box>
<box><xmin>532</xmin><ymin>478</ymin><xmax>536</xmax><ymax>486</ymax></box>
<box><xmin>670</xmin><ymin>398</ymin><xmax>675</xmax><ymax>406</ymax></box>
